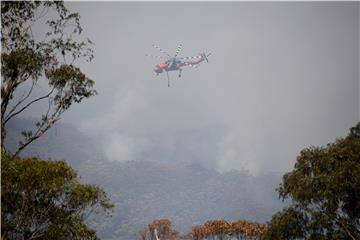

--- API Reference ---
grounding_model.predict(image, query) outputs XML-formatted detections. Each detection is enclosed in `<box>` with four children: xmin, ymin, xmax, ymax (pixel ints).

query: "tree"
<box><xmin>263</xmin><ymin>122</ymin><xmax>360</xmax><ymax>240</ymax></box>
<box><xmin>231</xmin><ymin>219</ymin><xmax>266</xmax><ymax>240</ymax></box>
<box><xmin>1</xmin><ymin>151</ymin><xmax>114</xmax><ymax>239</ymax></box>
<box><xmin>191</xmin><ymin>219</ymin><xmax>265</xmax><ymax>240</ymax></box>
<box><xmin>1</xmin><ymin>2</ymin><xmax>114</xmax><ymax>239</ymax></box>
<box><xmin>140</xmin><ymin>219</ymin><xmax>178</xmax><ymax>240</ymax></box>
<box><xmin>261</xmin><ymin>207</ymin><xmax>307</xmax><ymax>240</ymax></box>
<box><xmin>1</xmin><ymin>1</ymin><xmax>96</xmax><ymax>156</ymax></box>
<box><xmin>203</xmin><ymin>220</ymin><xmax>232</xmax><ymax>240</ymax></box>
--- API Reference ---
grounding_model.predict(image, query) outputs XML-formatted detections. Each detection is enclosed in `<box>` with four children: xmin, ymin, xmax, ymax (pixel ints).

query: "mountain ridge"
<box><xmin>5</xmin><ymin>118</ymin><xmax>285</xmax><ymax>239</ymax></box>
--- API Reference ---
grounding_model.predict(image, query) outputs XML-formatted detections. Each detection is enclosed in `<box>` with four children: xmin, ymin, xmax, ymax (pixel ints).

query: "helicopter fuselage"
<box><xmin>154</xmin><ymin>62</ymin><xmax>184</xmax><ymax>74</ymax></box>
<box><xmin>153</xmin><ymin>57</ymin><xmax>205</xmax><ymax>75</ymax></box>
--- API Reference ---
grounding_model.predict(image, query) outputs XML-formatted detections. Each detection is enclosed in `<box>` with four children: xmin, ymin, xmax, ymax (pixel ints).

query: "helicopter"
<box><xmin>146</xmin><ymin>44</ymin><xmax>211</xmax><ymax>87</ymax></box>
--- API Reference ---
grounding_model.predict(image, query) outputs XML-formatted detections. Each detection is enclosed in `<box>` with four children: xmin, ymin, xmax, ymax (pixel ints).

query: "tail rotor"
<box><xmin>203</xmin><ymin>52</ymin><xmax>211</xmax><ymax>62</ymax></box>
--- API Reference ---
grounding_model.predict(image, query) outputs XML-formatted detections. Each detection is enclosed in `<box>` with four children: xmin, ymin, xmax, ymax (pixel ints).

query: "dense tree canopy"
<box><xmin>1</xmin><ymin>1</ymin><xmax>96</xmax><ymax>156</ymax></box>
<box><xmin>190</xmin><ymin>219</ymin><xmax>265</xmax><ymax>240</ymax></box>
<box><xmin>263</xmin><ymin>122</ymin><xmax>360</xmax><ymax>240</ymax></box>
<box><xmin>1</xmin><ymin>151</ymin><xmax>113</xmax><ymax>239</ymax></box>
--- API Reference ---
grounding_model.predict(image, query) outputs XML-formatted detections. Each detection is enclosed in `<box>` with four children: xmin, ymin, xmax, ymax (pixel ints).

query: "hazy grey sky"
<box><xmin>57</xmin><ymin>2</ymin><xmax>358</xmax><ymax>175</ymax></box>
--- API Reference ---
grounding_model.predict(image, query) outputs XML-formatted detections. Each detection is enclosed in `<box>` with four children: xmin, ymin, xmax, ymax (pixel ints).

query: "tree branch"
<box><xmin>4</xmin><ymin>87</ymin><xmax>55</xmax><ymax>125</ymax></box>
<box><xmin>6</xmin><ymin>80</ymin><xmax>36</xmax><ymax>118</ymax></box>
<box><xmin>339</xmin><ymin>220</ymin><xmax>357</xmax><ymax>240</ymax></box>
<box><xmin>13</xmin><ymin>100</ymin><xmax>63</xmax><ymax>158</ymax></box>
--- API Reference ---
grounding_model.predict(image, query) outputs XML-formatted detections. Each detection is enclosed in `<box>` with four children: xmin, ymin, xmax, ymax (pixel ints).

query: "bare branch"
<box><xmin>6</xmin><ymin>80</ymin><xmax>36</xmax><ymax>118</ymax></box>
<box><xmin>13</xmin><ymin>101</ymin><xmax>63</xmax><ymax>158</ymax></box>
<box><xmin>339</xmin><ymin>220</ymin><xmax>357</xmax><ymax>240</ymax></box>
<box><xmin>4</xmin><ymin>87</ymin><xmax>55</xmax><ymax>125</ymax></box>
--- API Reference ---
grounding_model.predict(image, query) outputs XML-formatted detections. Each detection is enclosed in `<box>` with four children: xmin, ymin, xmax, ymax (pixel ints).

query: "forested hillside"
<box><xmin>6</xmin><ymin>118</ymin><xmax>284</xmax><ymax>239</ymax></box>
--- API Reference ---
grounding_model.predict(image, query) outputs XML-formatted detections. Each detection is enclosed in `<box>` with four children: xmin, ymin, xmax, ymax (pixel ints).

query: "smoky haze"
<box><xmin>51</xmin><ymin>2</ymin><xmax>360</xmax><ymax>175</ymax></box>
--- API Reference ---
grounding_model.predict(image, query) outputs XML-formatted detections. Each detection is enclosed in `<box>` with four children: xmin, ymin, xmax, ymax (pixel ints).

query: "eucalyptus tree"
<box><xmin>263</xmin><ymin>123</ymin><xmax>360</xmax><ymax>240</ymax></box>
<box><xmin>1</xmin><ymin>151</ymin><xmax>113</xmax><ymax>239</ymax></box>
<box><xmin>1</xmin><ymin>2</ymin><xmax>114</xmax><ymax>239</ymax></box>
<box><xmin>1</xmin><ymin>1</ymin><xmax>96</xmax><ymax>156</ymax></box>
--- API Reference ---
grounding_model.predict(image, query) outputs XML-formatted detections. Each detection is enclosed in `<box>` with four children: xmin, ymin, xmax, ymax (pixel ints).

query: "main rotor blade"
<box><xmin>184</xmin><ymin>62</ymin><xmax>200</xmax><ymax>68</ymax></box>
<box><xmin>189</xmin><ymin>64</ymin><xmax>199</xmax><ymax>68</ymax></box>
<box><xmin>152</xmin><ymin>44</ymin><xmax>171</xmax><ymax>57</ymax></box>
<box><xmin>145</xmin><ymin>54</ymin><xmax>164</xmax><ymax>59</ymax></box>
<box><xmin>174</xmin><ymin>44</ymin><xmax>182</xmax><ymax>58</ymax></box>
<box><xmin>179</xmin><ymin>55</ymin><xmax>202</xmax><ymax>60</ymax></box>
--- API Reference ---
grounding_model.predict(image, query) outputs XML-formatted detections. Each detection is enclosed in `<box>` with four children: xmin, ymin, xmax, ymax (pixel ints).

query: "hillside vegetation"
<box><xmin>6</xmin><ymin>118</ymin><xmax>284</xmax><ymax>239</ymax></box>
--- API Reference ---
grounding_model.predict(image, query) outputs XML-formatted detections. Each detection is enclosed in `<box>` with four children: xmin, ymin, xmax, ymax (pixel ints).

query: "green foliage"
<box><xmin>1</xmin><ymin>1</ymin><xmax>96</xmax><ymax>155</ymax></box>
<box><xmin>1</xmin><ymin>49</ymin><xmax>43</xmax><ymax>82</ymax></box>
<box><xmin>46</xmin><ymin>64</ymin><xmax>95</xmax><ymax>108</ymax></box>
<box><xmin>1</xmin><ymin>151</ymin><xmax>114</xmax><ymax>239</ymax></box>
<box><xmin>263</xmin><ymin>122</ymin><xmax>360</xmax><ymax>240</ymax></box>
<box><xmin>262</xmin><ymin>207</ymin><xmax>306</xmax><ymax>240</ymax></box>
<box><xmin>349</xmin><ymin>122</ymin><xmax>360</xmax><ymax>139</ymax></box>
